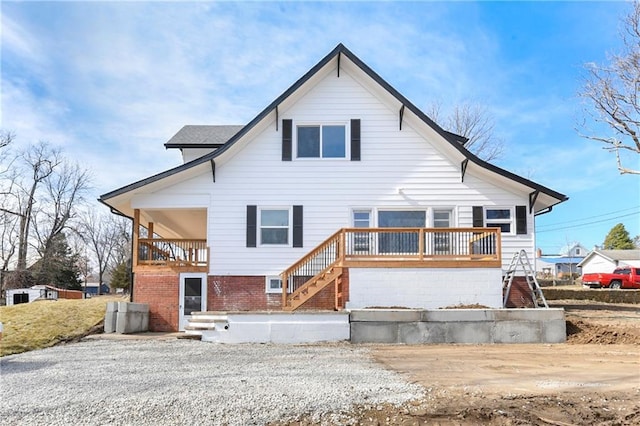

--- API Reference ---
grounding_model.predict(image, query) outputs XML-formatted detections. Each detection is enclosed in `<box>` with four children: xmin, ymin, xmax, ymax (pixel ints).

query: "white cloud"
<box><xmin>1</xmin><ymin>0</ymin><xmax>632</xmax><ymax>218</ymax></box>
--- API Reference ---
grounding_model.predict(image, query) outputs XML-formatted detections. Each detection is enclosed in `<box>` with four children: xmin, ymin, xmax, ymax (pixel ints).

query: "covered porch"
<box><xmin>131</xmin><ymin>208</ymin><xmax>209</xmax><ymax>272</ymax></box>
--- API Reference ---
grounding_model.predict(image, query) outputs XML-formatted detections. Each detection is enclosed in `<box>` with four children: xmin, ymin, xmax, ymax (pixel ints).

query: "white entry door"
<box><xmin>179</xmin><ymin>273</ymin><xmax>207</xmax><ymax>331</ymax></box>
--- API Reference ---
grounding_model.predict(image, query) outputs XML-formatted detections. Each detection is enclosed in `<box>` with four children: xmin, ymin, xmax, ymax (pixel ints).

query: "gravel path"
<box><xmin>0</xmin><ymin>338</ymin><xmax>423</xmax><ymax>425</ymax></box>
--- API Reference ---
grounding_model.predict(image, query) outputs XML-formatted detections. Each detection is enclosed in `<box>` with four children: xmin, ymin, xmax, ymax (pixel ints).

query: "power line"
<box><xmin>536</xmin><ymin>211</ymin><xmax>640</xmax><ymax>233</ymax></box>
<box><xmin>536</xmin><ymin>206</ymin><xmax>640</xmax><ymax>229</ymax></box>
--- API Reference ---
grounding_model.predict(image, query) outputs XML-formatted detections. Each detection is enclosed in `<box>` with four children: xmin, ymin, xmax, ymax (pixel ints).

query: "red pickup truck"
<box><xmin>582</xmin><ymin>267</ymin><xmax>640</xmax><ymax>289</ymax></box>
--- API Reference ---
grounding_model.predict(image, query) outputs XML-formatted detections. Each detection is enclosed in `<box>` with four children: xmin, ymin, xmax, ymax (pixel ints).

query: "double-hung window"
<box><xmin>297</xmin><ymin>125</ymin><xmax>346</xmax><ymax>158</ymax></box>
<box><xmin>433</xmin><ymin>210</ymin><xmax>452</xmax><ymax>254</ymax></box>
<box><xmin>485</xmin><ymin>208</ymin><xmax>513</xmax><ymax>234</ymax></box>
<box><xmin>260</xmin><ymin>208</ymin><xmax>289</xmax><ymax>245</ymax></box>
<box><xmin>352</xmin><ymin>210</ymin><xmax>372</xmax><ymax>252</ymax></box>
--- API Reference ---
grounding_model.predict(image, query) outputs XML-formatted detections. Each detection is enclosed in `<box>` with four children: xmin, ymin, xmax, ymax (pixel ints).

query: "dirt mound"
<box><xmin>567</xmin><ymin>319</ymin><xmax>640</xmax><ymax>345</ymax></box>
<box><xmin>286</xmin><ymin>393</ymin><xmax>640</xmax><ymax>425</ymax></box>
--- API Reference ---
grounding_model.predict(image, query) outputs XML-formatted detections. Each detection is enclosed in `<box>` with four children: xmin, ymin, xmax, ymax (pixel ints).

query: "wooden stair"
<box><xmin>284</xmin><ymin>265</ymin><xmax>343</xmax><ymax>311</ymax></box>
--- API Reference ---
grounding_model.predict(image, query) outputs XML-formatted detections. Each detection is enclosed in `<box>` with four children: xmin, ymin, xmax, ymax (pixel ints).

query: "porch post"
<box><xmin>148</xmin><ymin>222</ymin><xmax>154</xmax><ymax>238</ymax></box>
<box><xmin>133</xmin><ymin>209</ymin><xmax>140</xmax><ymax>269</ymax></box>
<box><xmin>281</xmin><ymin>272</ymin><xmax>288</xmax><ymax>309</ymax></box>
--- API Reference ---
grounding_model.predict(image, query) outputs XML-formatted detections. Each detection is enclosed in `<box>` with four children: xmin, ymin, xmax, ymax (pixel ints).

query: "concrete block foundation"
<box><xmin>350</xmin><ymin>308</ymin><xmax>566</xmax><ymax>344</ymax></box>
<box><xmin>104</xmin><ymin>302</ymin><xmax>150</xmax><ymax>334</ymax></box>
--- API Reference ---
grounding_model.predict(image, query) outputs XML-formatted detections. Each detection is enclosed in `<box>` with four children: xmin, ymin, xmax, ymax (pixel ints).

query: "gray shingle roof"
<box><xmin>597</xmin><ymin>250</ymin><xmax>640</xmax><ymax>261</ymax></box>
<box><xmin>164</xmin><ymin>125</ymin><xmax>244</xmax><ymax>148</ymax></box>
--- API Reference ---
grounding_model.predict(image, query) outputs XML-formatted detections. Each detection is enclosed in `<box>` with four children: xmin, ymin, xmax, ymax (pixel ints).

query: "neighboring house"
<box><xmin>82</xmin><ymin>282</ymin><xmax>110</xmax><ymax>297</ymax></box>
<box><xmin>559</xmin><ymin>242</ymin><xmax>589</xmax><ymax>258</ymax></box>
<box><xmin>5</xmin><ymin>285</ymin><xmax>83</xmax><ymax>306</ymax></box>
<box><xmin>578</xmin><ymin>249</ymin><xmax>640</xmax><ymax>275</ymax></box>
<box><xmin>535</xmin><ymin>242</ymin><xmax>587</xmax><ymax>278</ymax></box>
<box><xmin>100</xmin><ymin>44</ymin><xmax>568</xmax><ymax>332</ymax></box>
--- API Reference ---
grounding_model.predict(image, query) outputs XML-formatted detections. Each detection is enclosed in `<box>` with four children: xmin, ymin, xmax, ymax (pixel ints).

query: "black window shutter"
<box><xmin>282</xmin><ymin>119</ymin><xmax>292</xmax><ymax>161</ymax></box>
<box><xmin>246</xmin><ymin>205</ymin><xmax>257</xmax><ymax>247</ymax></box>
<box><xmin>472</xmin><ymin>206</ymin><xmax>484</xmax><ymax>227</ymax></box>
<box><xmin>293</xmin><ymin>205</ymin><xmax>303</xmax><ymax>248</ymax></box>
<box><xmin>516</xmin><ymin>205</ymin><xmax>527</xmax><ymax>235</ymax></box>
<box><xmin>350</xmin><ymin>119</ymin><xmax>361</xmax><ymax>161</ymax></box>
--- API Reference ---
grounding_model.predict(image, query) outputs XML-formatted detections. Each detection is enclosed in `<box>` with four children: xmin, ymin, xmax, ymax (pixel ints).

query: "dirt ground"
<box><xmin>290</xmin><ymin>300</ymin><xmax>640</xmax><ymax>425</ymax></box>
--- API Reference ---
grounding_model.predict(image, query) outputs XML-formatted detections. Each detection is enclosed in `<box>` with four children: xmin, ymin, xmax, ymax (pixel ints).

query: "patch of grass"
<box><xmin>0</xmin><ymin>295</ymin><xmax>126</xmax><ymax>356</ymax></box>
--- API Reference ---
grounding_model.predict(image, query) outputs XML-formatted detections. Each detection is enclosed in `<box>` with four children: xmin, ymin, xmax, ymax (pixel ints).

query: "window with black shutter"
<box><xmin>246</xmin><ymin>205</ymin><xmax>257</xmax><ymax>247</ymax></box>
<box><xmin>282</xmin><ymin>119</ymin><xmax>292</xmax><ymax>161</ymax></box>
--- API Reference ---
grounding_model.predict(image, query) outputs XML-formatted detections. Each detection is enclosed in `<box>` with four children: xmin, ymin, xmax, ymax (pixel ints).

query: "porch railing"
<box><xmin>137</xmin><ymin>238</ymin><xmax>209</xmax><ymax>269</ymax></box>
<box><xmin>281</xmin><ymin>227</ymin><xmax>501</xmax><ymax>299</ymax></box>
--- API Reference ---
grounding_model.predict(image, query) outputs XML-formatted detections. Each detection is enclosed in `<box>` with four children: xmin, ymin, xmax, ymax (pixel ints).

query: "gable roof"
<box><xmin>559</xmin><ymin>242</ymin><xmax>587</xmax><ymax>256</ymax></box>
<box><xmin>100</xmin><ymin>43</ymin><xmax>568</xmax><ymax>212</ymax></box>
<box><xmin>577</xmin><ymin>249</ymin><xmax>640</xmax><ymax>267</ymax></box>
<box><xmin>164</xmin><ymin>125</ymin><xmax>244</xmax><ymax>149</ymax></box>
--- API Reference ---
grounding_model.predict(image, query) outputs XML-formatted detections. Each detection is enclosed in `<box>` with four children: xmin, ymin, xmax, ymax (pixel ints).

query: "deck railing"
<box><xmin>136</xmin><ymin>238</ymin><xmax>209</xmax><ymax>269</ymax></box>
<box><xmin>281</xmin><ymin>227</ymin><xmax>501</xmax><ymax>299</ymax></box>
<box><xmin>342</xmin><ymin>227</ymin><xmax>501</xmax><ymax>260</ymax></box>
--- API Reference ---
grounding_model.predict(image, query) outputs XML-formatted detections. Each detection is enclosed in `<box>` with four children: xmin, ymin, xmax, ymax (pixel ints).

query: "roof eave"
<box><xmin>101</xmin><ymin>43</ymin><xmax>568</xmax><ymax>209</ymax></box>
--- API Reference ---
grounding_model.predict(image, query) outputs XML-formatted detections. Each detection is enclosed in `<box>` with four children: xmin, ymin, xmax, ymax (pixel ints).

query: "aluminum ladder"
<box><xmin>502</xmin><ymin>249</ymin><xmax>548</xmax><ymax>308</ymax></box>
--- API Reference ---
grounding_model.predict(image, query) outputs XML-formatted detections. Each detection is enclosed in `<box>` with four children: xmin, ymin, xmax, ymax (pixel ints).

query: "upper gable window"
<box><xmin>297</xmin><ymin>125</ymin><xmax>346</xmax><ymax>158</ymax></box>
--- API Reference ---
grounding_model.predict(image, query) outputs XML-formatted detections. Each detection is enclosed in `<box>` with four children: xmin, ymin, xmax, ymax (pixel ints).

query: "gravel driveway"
<box><xmin>0</xmin><ymin>337</ymin><xmax>423</xmax><ymax>425</ymax></box>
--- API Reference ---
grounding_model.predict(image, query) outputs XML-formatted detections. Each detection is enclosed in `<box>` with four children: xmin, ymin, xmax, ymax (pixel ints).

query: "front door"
<box><xmin>179</xmin><ymin>273</ymin><xmax>207</xmax><ymax>331</ymax></box>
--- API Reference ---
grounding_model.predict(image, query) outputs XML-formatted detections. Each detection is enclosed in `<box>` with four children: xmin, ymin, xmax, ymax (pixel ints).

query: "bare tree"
<box><xmin>0</xmin><ymin>142</ymin><xmax>61</xmax><ymax>270</ymax></box>
<box><xmin>0</xmin><ymin>211</ymin><xmax>19</xmax><ymax>291</ymax></box>
<box><xmin>427</xmin><ymin>101</ymin><xmax>504</xmax><ymax>161</ymax></box>
<box><xmin>0</xmin><ymin>131</ymin><xmax>14</xmax><ymax>173</ymax></box>
<box><xmin>0</xmin><ymin>139</ymin><xmax>91</xmax><ymax>288</ymax></box>
<box><xmin>32</xmin><ymin>161</ymin><xmax>91</xmax><ymax>268</ymax></box>
<box><xmin>579</xmin><ymin>1</ymin><xmax>640</xmax><ymax>175</ymax></box>
<box><xmin>77</xmin><ymin>211</ymin><xmax>130</xmax><ymax>295</ymax></box>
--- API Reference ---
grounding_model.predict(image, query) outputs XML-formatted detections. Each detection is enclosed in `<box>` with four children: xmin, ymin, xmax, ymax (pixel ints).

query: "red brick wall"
<box><xmin>208</xmin><ymin>276</ymin><xmax>281</xmax><ymax>311</ymax></box>
<box><xmin>134</xmin><ymin>270</ymin><xmax>352</xmax><ymax>331</ymax></box>
<box><xmin>504</xmin><ymin>276</ymin><xmax>536</xmax><ymax>308</ymax></box>
<box><xmin>207</xmin><ymin>272</ymin><xmax>350</xmax><ymax>311</ymax></box>
<box><xmin>133</xmin><ymin>272</ymin><xmax>179</xmax><ymax>332</ymax></box>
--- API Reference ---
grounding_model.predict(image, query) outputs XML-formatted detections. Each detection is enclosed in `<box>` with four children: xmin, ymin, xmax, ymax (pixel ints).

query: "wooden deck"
<box><xmin>281</xmin><ymin>227</ymin><xmax>502</xmax><ymax>311</ymax></box>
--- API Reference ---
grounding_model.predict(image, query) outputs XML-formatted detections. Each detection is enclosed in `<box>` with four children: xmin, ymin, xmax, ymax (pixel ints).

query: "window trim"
<box><xmin>295</xmin><ymin>122</ymin><xmax>349</xmax><ymax>160</ymax></box>
<box><xmin>265</xmin><ymin>276</ymin><xmax>285</xmax><ymax>294</ymax></box>
<box><xmin>484</xmin><ymin>206</ymin><xmax>514</xmax><ymax>235</ymax></box>
<box><xmin>258</xmin><ymin>207</ymin><xmax>292</xmax><ymax>247</ymax></box>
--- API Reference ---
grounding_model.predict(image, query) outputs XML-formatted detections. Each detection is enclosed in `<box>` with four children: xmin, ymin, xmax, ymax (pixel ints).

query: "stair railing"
<box><xmin>280</xmin><ymin>229</ymin><xmax>344</xmax><ymax>308</ymax></box>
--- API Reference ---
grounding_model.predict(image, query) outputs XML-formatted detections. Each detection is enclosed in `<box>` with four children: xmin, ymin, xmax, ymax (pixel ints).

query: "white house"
<box><xmin>535</xmin><ymin>242</ymin><xmax>587</xmax><ymax>278</ymax></box>
<box><xmin>100</xmin><ymin>44</ymin><xmax>568</xmax><ymax>332</ymax></box>
<box><xmin>578</xmin><ymin>249</ymin><xmax>640</xmax><ymax>275</ymax></box>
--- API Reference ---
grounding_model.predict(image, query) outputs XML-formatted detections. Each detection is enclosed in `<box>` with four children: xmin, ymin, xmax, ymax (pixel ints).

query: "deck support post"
<box><xmin>281</xmin><ymin>272</ymin><xmax>288</xmax><ymax>309</ymax></box>
<box><xmin>133</xmin><ymin>209</ymin><xmax>140</xmax><ymax>269</ymax></box>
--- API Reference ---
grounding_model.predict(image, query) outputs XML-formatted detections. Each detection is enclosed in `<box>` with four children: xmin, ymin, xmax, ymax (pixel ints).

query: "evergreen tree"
<box><xmin>602</xmin><ymin>223</ymin><xmax>635</xmax><ymax>250</ymax></box>
<box><xmin>33</xmin><ymin>233</ymin><xmax>82</xmax><ymax>289</ymax></box>
<box><xmin>109</xmin><ymin>260</ymin><xmax>131</xmax><ymax>292</ymax></box>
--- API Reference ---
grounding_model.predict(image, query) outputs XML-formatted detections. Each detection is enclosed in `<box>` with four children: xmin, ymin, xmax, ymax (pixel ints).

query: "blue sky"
<box><xmin>2</xmin><ymin>1</ymin><xmax>639</xmax><ymax>253</ymax></box>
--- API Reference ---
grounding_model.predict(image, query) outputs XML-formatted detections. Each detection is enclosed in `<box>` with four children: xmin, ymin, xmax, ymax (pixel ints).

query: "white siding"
<box><xmin>347</xmin><ymin>268</ymin><xmax>503</xmax><ymax>309</ymax></box>
<box><xmin>196</xmin><ymin>68</ymin><xmax>535</xmax><ymax>275</ymax></box>
<box><xmin>580</xmin><ymin>256</ymin><xmax>617</xmax><ymax>275</ymax></box>
<box><xmin>182</xmin><ymin>148</ymin><xmax>217</xmax><ymax>163</ymax></box>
